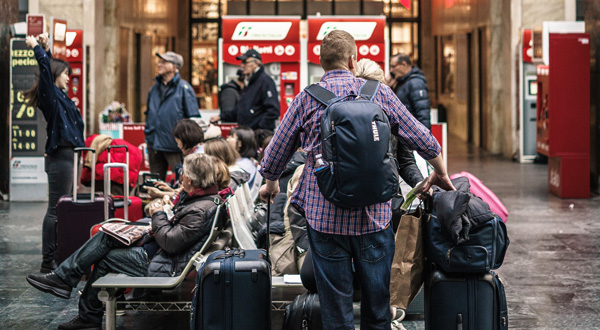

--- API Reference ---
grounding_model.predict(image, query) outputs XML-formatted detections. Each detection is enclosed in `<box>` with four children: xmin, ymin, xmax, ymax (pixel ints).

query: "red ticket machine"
<box><xmin>307</xmin><ymin>16</ymin><xmax>387</xmax><ymax>84</ymax></box>
<box><xmin>66</xmin><ymin>29</ymin><xmax>85</xmax><ymax>125</ymax></box>
<box><xmin>535</xmin><ymin>31</ymin><xmax>590</xmax><ymax>198</ymax></box>
<box><xmin>220</xmin><ymin>16</ymin><xmax>301</xmax><ymax>120</ymax></box>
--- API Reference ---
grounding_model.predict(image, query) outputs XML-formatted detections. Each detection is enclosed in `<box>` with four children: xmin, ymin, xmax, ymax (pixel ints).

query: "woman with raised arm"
<box><xmin>24</xmin><ymin>34</ymin><xmax>85</xmax><ymax>274</ymax></box>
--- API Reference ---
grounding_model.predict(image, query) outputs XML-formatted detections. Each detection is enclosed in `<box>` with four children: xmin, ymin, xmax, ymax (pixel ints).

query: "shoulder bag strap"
<box><xmin>358</xmin><ymin>80</ymin><xmax>380</xmax><ymax>101</ymax></box>
<box><xmin>305</xmin><ymin>84</ymin><xmax>340</xmax><ymax>106</ymax></box>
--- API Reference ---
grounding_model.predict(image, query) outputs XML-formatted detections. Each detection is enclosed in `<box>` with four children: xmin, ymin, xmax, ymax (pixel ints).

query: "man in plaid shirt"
<box><xmin>259</xmin><ymin>30</ymin><xmax>454</xmax><ymax>330</ymax></box>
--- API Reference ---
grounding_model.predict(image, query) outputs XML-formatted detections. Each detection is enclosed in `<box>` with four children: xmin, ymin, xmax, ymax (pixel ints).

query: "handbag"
<box><xmin>424</xmin><ymin>211</ymin><xmax>509</xmax><ymax>273</ymax></box>
<box><xmin>389</xmin><ymin>207</ymin><xmax>426</xmax><ymax>310</ymax></box>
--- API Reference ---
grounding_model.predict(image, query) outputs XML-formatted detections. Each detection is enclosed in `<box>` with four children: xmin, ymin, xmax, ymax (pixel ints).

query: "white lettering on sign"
<box><xmin>579</xmin><ymin>38</ymin><xmax>589</xmax><ymax>45</ymax></box>
<box><xmin>359</xmin><ymin>45</ymin><xmax>369</xmax><ymax>56</ymax></box>
<box><xmin>313</xmin><ymin>45</ymin><xmax>320</xmax><ymax>56</ymax></box>
<box><xmin>274</xmin><ymin>45</ymin><xmax>285</xmax><ymax>56</ymax></box>
<box><xmin>285</xmin><ymin>45</ymin><xmax>295</xmax><ymax>56</ymax></box>
<box><xmin>370</xmin><ymin>45</ymin><xmax>380</xmax><ymax>56</ymax></box>
<box><xmin>232</xmin><ymin>22</ymin><xmax>292</xmax><ymax>41</ymax></box>
<box><xmin>316</xmin><ymin>22</ymin><xmax>378</xmax><ymax>41</ymax></box>
<box><xmin>549</xmin><ymin>168</ymin><xmax>560</xmax><ymax>188</ymax></box>
<box><xmin>228</xmin><ymin>45</ymin><xmax>239</xmax><ymax>56</ymax></box>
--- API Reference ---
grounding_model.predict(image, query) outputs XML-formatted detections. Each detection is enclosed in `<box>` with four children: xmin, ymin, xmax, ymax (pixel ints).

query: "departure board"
<box><xmin>10</xmin><ymin>39</ymin><xmax>47</xmax><ymax>157</ymax></box>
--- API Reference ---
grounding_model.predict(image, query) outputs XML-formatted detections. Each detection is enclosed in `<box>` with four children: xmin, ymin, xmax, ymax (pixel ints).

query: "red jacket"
<box><xmin>80</xmin><ymin>134</ymin><xmax>142</xmax><ymax>188</ymax></box>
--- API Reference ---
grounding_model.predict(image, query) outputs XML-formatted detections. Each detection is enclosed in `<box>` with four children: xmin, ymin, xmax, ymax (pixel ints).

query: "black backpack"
<box><xmin>305</xmin><ymin>80</ymin><xmax>399</xmax><ymax>208</ymax></box>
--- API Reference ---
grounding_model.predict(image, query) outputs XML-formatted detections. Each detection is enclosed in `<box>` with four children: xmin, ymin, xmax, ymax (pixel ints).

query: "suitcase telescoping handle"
<box><xmin>73</xmin><ymin>147</ymin><xmax>96</xmax><ymax>203</ymax></box>
<box><xmin>104</xmin><ymin>163</ymin><xmax>129</xmax><ymax>220</ymax></box>
<box><xmin>107</xmin><ymin>145</ymin><xmax>129</xmax><ymax>169</ymax></box>
<box><xmin>266</xmin><ymin>195</ymin><xmax>271</xmax><ymax>263</ymax></box>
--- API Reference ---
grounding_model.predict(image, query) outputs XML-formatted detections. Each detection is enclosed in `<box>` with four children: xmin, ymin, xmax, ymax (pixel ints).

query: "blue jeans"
<box><xmin>54</xmin><ymin>232</ymin><xmax>149</xmax><ymax>324</ymax></box>
<box><xmin>307</xmin><ymin>224</ymin><xmax>395</xmax><ymax>330</ymax></box>
<box><xmin>43</xmin><ymin>147</ymin><xmax>75</xmax><ymax>263</ymax></box>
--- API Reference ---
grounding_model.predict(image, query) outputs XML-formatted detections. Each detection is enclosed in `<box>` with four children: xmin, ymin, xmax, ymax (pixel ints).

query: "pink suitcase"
<box><xmin>449</xmin><ymin>171</ymin><xmax>508</xmax><ymax>222</ymax></box>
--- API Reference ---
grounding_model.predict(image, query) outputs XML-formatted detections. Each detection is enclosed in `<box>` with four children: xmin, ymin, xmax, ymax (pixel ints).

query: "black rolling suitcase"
<box><xmin>190</xmin><ymin>198</ymin><xmax>273</xmax><ymax>330</ymax></box>
<box><xmin>282</xmin><ymin>292</ymin><xmax>322</xmax><ymax>330</ymax></box>
<box><xmin>191</xmin><ymin>248</ymin><xmax>271</xmax><ymax>330</ymax></box>
<box><xmin>56</xmin><ymin>148</ymin><xmax>115</xmax><ymax>264</ymax></box>
<box><xmin>424</xmin><ymin>268</ymin><xmax>508</xmax><ymax>330</ymax></box>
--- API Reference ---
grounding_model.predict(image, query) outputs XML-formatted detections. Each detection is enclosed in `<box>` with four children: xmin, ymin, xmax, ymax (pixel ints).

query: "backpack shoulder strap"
<box><xmin>305</xmin><ymin>84</ymin><xmax>340</xmax><ymax>106</ymax></box>
<box><xmin>358</xmin><ymin>80</ymin><xmax>380</xmax><ymax>101</ymax></box>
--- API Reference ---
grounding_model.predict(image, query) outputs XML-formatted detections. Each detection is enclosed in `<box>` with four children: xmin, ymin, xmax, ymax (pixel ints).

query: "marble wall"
<box><xmin>0</xmin><ymin>0</ymin><xmax>19</xmax><ymax>196</ymax></box>
<box><xmin>429</xmin><ymin>0</ymin><xmax>572</xmax><ymax>156</ymax></box>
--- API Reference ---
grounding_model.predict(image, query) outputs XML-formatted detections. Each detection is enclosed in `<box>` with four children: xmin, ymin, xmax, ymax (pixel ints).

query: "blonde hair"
<box><xmin>182</xmin><ymin>153</ymin><xmax>217</xmax><ymax>189</ymax></box>
<box><xmin>213</xmin><ymin>158</ymin><xmax>231</xmax><ymax>190</ymax></box>
<box><xmin>204</xmin><ymin>138</ymin><xmax>240</xmax><ymax>166</ymax></box>
<box><xmin>319</xmin><ymin>30</ymin><xmax>356</xmax><ymax>71</ymax></box>
<box><xmin>355</xmin><ymin>58</ymin><xmax>385</xmax><ymax>83</ymax></box>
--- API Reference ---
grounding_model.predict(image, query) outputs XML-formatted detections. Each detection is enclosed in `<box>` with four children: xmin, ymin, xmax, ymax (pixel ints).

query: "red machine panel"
<box><xmin>536</xmin><ymin>33</ymin><xmax>590</xmax><ymax>157</ymax></box>
<box><xmin>535</xmin><ymin>33</ymin><xmax>590</xmax><ymax>198</ymax></box>
<box><xmin>66</xmin><ymin>29</ymin><xmax>84</xmax><ymax>119</ymax></box>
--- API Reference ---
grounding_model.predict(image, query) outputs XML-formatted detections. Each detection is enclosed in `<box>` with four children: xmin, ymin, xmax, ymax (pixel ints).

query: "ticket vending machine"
<box><xmin>534</xmin><ymin>22</ymin><xmax>589</xmax><ymax>198</ymax></box>
<box><xmin>66</xmin><ymin>29</ymin><xmax>85</xmax><ymax>128</ymax></box>
<box><xmin>306</xmin><ymin>16</ymin><xmax>387</xmax><ymax>84</ymax></box>
<box><xmin>518</xmin><ymin>29</ymin><xmax>538</xmax><ymax>163</ymax></box>
<box><xmin>220</xmin><ymin>16</ymin><xmax>302</xmax><ymax>121</ymax></box>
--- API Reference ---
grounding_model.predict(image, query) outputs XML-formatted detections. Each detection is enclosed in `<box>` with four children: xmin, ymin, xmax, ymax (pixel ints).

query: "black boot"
<box><xmin>26</xmin><ymin>272</ymin><xmax>72</xmax><ymax>299</ymax></box>
<box><xmin>40</xmin><ymin>260</ymin><xmax>57</xmax><ymax>274</ymax></box>
<box><xmin>57</xmin><ymin>315</ymin><xmax>101</xmax><ymax>330</ymax></box>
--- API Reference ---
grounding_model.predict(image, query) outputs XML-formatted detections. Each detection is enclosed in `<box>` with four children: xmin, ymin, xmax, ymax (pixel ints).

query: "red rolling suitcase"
<box><xmin>107</xmin><ymin>145</ymin><xmax>143</xmax><ymax>221</ymax></box>
<box><xmin>56</xmin><ymin>148</ymin><xmax>115</xmax><ymax>264</ymax></box>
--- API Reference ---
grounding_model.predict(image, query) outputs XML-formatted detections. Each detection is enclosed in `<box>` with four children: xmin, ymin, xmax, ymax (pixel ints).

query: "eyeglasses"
<box><xmin>241</xmin><ymin>58</ymin><xmax>255</xmax><ymax>65</ymax></box>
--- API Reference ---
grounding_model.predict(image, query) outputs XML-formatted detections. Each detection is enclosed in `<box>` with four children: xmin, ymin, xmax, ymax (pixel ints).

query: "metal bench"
<box><xmin>93</xmin><ymin>201</ymin><xmax>230</xmax><ymax>330</ymax></box>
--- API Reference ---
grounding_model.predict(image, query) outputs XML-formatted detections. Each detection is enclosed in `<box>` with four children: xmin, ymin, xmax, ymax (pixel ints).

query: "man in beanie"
<box><xmin>145</xmin><ymin>51</ymin><xmax>201</xmax><ymax>180</ymax></box>
<box><xmin>211</xmin><ymin>49</ymin><xmax>279</xmax><ymax>131</ymax></box>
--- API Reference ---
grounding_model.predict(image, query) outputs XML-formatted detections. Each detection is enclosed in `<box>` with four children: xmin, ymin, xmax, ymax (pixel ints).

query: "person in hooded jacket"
<box><xmin>25</xmin><ymin>154</ymin><xmax>225</xmax><ymax>330</ymax></box>
<box><xmin>218</xmin><ymin>69</ymin><xmax>245</xmax><ymax>115</ymax></box>
<box><xmin>211</xmin><ymin>49</ymin><xmax>279</xmax><ymax>131</ymax></box>
<box><xmin>386</xmin><ymin>53</ymin><xmax>431</xmax><ymax>130</ymax></box>
<box><xmin>145</xmin><ymin>51</ymin><xmax>201</xmax><ymax>181</ymax></box>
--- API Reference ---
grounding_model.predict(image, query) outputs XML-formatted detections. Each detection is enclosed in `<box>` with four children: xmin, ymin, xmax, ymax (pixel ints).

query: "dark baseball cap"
<box><xmin>156</xmin><ymin>51</ymin><xmax>183</xmax><ymax>68</ymax></box>
<box><xmin>236</xmin><ymin>49</ymin><xmax>261</xmax><ymax>61</ymax></box>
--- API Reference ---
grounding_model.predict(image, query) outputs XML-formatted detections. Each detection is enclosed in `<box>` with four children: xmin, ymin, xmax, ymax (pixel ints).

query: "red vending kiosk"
<box><xmin>306</xmin><ymin>16</ymin><xmax>387</xmax><ymax>84</ymax></box>
<box><xmin>535</xmin><ymin>23</ymin><xmax>589</xmax><ymax>198</ymax></box>
<box><xmin>220</xmin><ymin>16</ymin><xmax>301</xmax><ymax>121</ymax></box>
<box><xmin>65</xmin><ymin>29</ymin><xmax>85</xmax><ymax>125</ymax></box>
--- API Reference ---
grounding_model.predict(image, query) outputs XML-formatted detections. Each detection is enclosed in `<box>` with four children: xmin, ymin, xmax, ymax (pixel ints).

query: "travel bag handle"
<box><xmin>104</xmin><ymin>163</ymin><xmax>129</xmax><ymax>220</ymax></box>
<box><xmin>266</xmin><ymin>195</ymin><xmax>271</xmax><ymax>264</ymax></box>
<box><xmin>73</xmin><ymin>147</ymin><xmax>96</xmax><ymax>203</ymax></box>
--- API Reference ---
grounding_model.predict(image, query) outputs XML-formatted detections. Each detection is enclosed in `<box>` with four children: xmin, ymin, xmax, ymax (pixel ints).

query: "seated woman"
<box><xmin>146</xmin><ymin>118</ymin><xmax>205</xmax><ymax>200</ymax></box>
<box><xmin>26</xmin><ymin>153</ymin><xmax>227</xmax><ymax>330</ymax></box>
<box><xmin>226</xmin><ymin>127</ymin><xmax>259</xmax><ymax>187</ymax></box>
<box><xmin>204</xmin><ymin>138</ymin><xmax>250</xmax><ymax>191</ymax></box>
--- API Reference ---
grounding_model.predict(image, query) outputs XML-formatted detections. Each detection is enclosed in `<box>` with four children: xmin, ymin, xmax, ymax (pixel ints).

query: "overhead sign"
<box><xmin>222</xmin><ymin>16</ymin><xmax>300</xmax><ymax>64</ymax></box>
<box><xmin>26</xmin><ymin>14</ymin><xmax>45</xmax><ymax>36</ymax></box>
<box><xmin>50</xmin><ymin>17</ymin><xmax>67</xmax><ymax>60</ymax></box>
<box><xmin>307</xmin><ymin>16</ymin><xmax>386</xmax><ymax>65</ymax></box>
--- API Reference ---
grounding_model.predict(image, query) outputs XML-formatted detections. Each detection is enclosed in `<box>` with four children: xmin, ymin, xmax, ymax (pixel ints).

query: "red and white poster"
<box><xmin>50</xmin><ymin>18</ymin><xmax>67</xmax><ymax>60</ymax></box>
<box><xmin>307</xmin><ymin>16</ymin><xmax>386</xmax><ymax>66</ymax></box>
<box><xmin>222</xmin><ymin>16</ymin><xmax>301</xmax><ymax>65</ymax></box>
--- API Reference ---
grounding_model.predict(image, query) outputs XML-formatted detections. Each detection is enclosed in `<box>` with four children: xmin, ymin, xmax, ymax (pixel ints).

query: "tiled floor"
<box><xmin>1</xmin><ymin>134</ymin><xmax>600</xmax><ymax>329</ymax></box>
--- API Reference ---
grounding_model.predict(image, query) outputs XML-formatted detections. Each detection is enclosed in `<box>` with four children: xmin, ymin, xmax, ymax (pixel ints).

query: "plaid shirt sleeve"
<box><xmin>259</xmin><ymin>94</ymin><xmax>304</xmax><ymax>181</ymax></box>
<box><xmin>376</xmin><ymin>84</ymin><xmax>441</xmax><ymax>160</ymax></box>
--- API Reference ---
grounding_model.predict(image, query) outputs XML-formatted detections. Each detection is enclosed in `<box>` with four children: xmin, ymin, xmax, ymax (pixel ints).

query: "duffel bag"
<box><xmin>424</xmin><ymin>211</ymin><xmax>509</xmax><ymax>273</ymax></box>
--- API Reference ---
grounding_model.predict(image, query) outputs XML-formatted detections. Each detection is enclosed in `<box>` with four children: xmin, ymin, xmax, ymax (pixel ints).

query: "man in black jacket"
<box><xmin>387</xmin><ymin>53</ymin><xmax>431</xmax><ymax>129</ymax></box>
<box><xmin>212</xmin><ymin>49</ymin><xmax>280</xmax><ymax>131</ymax></box>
